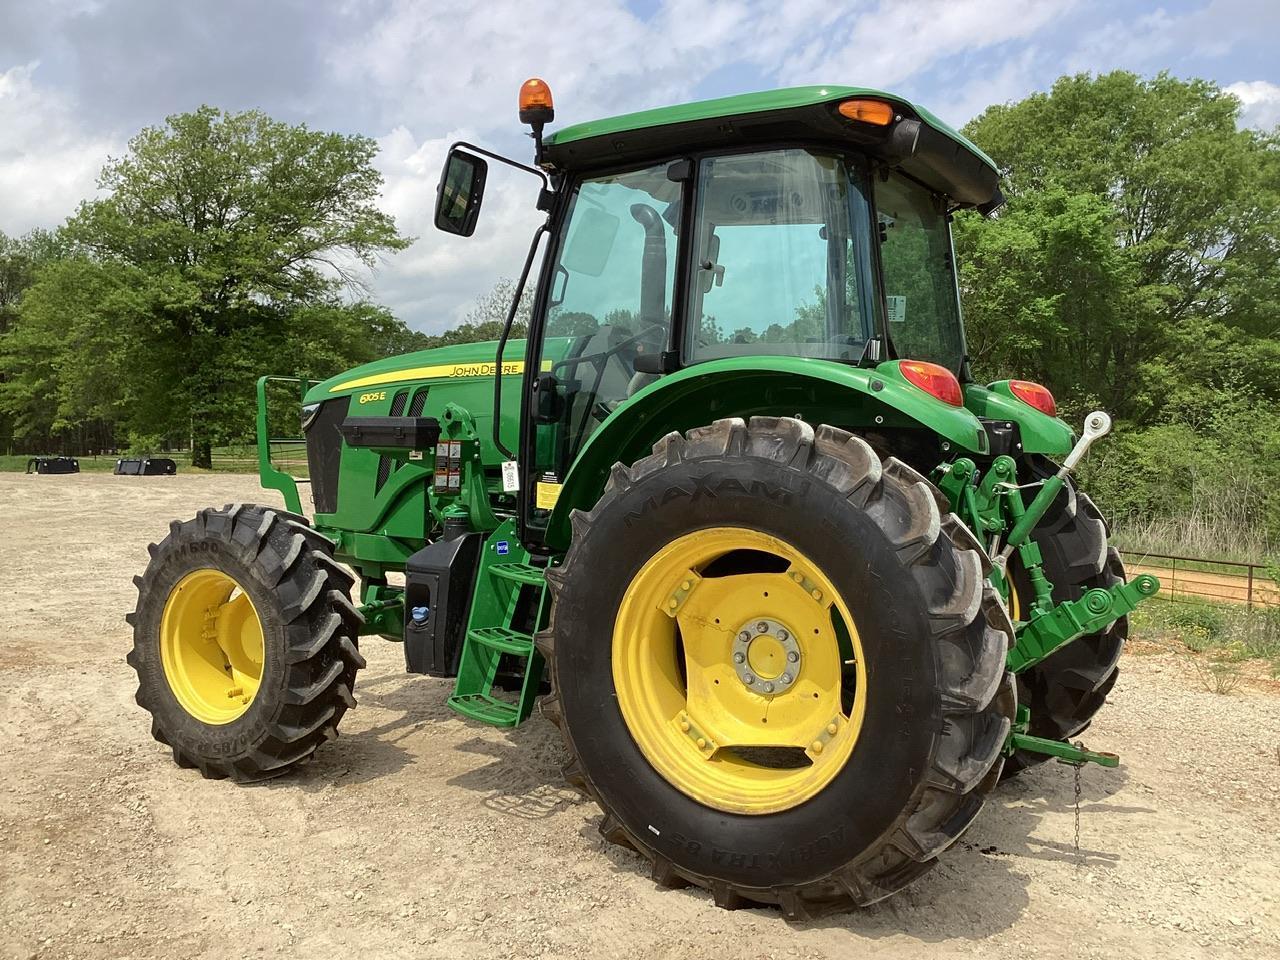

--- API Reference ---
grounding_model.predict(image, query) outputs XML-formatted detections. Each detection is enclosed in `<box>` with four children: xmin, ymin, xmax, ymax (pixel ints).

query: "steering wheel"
<box><xmin>554</xmin><ymin>320</ymin><xmax>668</xmax><ymax>378</ymax></box>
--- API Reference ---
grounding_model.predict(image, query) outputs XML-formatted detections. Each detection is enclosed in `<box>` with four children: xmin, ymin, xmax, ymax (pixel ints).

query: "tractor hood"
<box><xmin>306</xmin><ymin>340</ymin><xmax>518</xmax><ymax>403</ymax></box>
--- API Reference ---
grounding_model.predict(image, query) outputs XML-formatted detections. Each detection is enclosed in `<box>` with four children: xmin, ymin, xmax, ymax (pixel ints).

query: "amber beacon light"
<box><xmin>519</xmin><ymin>77</ymin><xmax>555</xmax><ymax>126</ymax></box>
<box><xmin>837</xmin><ymin>98</ymin><xmax>895</xmax><ymax>126</ymax></box>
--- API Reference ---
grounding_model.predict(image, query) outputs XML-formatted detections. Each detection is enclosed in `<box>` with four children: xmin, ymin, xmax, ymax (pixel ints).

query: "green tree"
<box><xmin>0</xmin><ymin>229</ymin><xmax>73</xmax><ymax>452</ymax></box>
<box><xmin>3</xmin><ymin>106</ymin><xmax>413</xmax><ymax>465</ymax></box>
<box><xmin>956</xmin><ymin>71</ymin><xmax>1280</xmax><ymax>422</ymax></box>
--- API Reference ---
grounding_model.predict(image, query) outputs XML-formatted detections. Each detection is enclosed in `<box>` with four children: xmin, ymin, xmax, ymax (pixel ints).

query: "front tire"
<box><xmin>127</xmin><ymin>503</ymin><xmax>365</xmax><ymax>781</ymax></box>
<box><xmin>540</xmin><ymin>418</ymin><xmax>1014</xmax><ymax>915</ymax></box>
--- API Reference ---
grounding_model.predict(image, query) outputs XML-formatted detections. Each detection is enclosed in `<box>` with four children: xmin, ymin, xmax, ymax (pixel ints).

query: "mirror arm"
<box><xmin>451</xmin><ymin>141</ymin><xmax>551</xmax><ymax>191</ymax></box>
<box><xmin>492</xmin><ymin>221</ymin><xmax>549</xmax><ymax>459</ymax></box>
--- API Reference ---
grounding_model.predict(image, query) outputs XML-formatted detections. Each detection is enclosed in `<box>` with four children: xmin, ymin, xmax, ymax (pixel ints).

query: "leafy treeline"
<box><xmin>0</xmin><ymin>107</ymin><xmax>426</xmax><ymax>466</ymax></box>
<box><xmin>954</xmin><ymin>72</ymin><xmax>1280</xmax><ymax>552</ymax></box>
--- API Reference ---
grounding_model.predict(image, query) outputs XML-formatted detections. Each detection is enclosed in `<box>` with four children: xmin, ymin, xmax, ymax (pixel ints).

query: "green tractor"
<box><xmin>127</xmin><ymin>79</ymin><xmax>1158</xmax><ymax>915</ymax></box>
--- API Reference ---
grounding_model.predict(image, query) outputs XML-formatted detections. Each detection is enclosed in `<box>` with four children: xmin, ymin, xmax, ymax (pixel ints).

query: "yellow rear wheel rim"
<box><xmin>160</xmin><ymin>569</ymin><xmax>265</xmax><ymax>724</ymax></box>
<box><xmin>612</xmin><ymin>527</ymin><xmax>866</xmax><ymax>815</ymax></box>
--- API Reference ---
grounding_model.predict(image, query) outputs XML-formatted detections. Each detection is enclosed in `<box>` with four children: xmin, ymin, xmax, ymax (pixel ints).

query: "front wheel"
<box><xmin>126</xmin><ymin>504</ymin><xmax>366</xmax><ymax>781</ymax></box>
<box><xmin>540</xmin><ymin>417</ymin><xmax>1014</xmax><ymax>915</ymax></box>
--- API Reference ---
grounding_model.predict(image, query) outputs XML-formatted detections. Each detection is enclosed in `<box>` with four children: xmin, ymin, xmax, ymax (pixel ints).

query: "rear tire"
<box><xmin>1004</xmin><ymin>461</ymin><xmax>1127</xmax><ymax>776</ymax></box>
<box><xmin>539</xmin><ymin>417</ymin><xmax>1015</xmax><ymax>915</ymax></box>
<box><xmin>127</xmin><ymin>503</ymin><xmax>366</xmax><ymax>781</ymax></box>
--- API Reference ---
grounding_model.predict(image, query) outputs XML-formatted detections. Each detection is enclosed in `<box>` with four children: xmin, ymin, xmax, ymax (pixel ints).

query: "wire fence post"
<box><xmin>1117</xmin><ymin>550</ymin><xmax>1274</xmax><ymax>609</ymax></box>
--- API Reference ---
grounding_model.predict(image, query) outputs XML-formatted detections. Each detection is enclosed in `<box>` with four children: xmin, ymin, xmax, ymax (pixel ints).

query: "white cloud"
<box><xmin>1224</xmin><ymin>79</ymin><xmax>1280</xmax><ymax>129</ymax></box>
<box><xmin>3</xmin><ymin>0</ymin><xmax>1277</xmax><ymax>331</ymax></box>
<box><xmin>1066</xmin><ymin>0</ymin><xmax>1279</xmax><ymax>76</ymax></box>
<box><xmin>0</xmin><ymin>63</ymin><xmax>120</xmax><ymax>235</ymax></box>
<box><xmin>775</xmin><ymin>0</ymin><xmax>1076</xmax><ymax>92</ymax></box>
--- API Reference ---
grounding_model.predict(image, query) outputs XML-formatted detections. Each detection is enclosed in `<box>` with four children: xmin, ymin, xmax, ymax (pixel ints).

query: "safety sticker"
<box><xmin>536</xmin><ymin>481</ymin><xmax>562</xmax><ymax>510</ymax></box>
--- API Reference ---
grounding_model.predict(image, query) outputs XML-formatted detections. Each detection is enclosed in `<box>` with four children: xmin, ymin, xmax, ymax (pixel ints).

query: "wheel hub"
<box><xmin>611</xmin><ymin>526</ymin><xmax>866</xmax><ymax>815</ymax></box>
<box><xmin>732</xmin><ymin>618</ymin><xmax>800</xmax><ymax>693</ymax></box>
<box><xmin>159</xmin><ymin>568</ymin><xmax>265</xmax><ymax>725</ymax></box>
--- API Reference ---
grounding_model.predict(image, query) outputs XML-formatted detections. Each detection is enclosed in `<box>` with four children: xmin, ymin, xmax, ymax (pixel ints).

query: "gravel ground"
<box><xmin>2</xmin><ymin>473</ymin><xmax>1278</xmax><ymax>960</ymax></box>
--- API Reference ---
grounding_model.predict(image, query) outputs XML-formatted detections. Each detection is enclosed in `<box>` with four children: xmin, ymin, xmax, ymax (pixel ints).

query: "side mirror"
<box><xmin>434</xmin><ymin>149</ymin><xmax>488</xmax><ymax>237</ymax></box>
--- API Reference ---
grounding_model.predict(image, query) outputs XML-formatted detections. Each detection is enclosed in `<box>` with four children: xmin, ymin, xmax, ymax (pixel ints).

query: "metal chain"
<box><xmin>1073</xmin><ymin>761</ymin><xmax>1083</xmax><ymax>867</ymax></box>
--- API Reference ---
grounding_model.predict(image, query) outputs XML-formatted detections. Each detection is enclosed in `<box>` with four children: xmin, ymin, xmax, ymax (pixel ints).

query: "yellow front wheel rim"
<box><xmin>160</xmin><ymin>569</ymin><xmax>265</xmax><ymax>724</ymax></box>
<box><xmin>612</xmin><ymin>527</ymin><xmax>866</xmax><ymax>815</ymax></box>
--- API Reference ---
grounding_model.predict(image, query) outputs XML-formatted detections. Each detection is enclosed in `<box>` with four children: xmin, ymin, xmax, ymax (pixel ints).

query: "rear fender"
<box><xmin>963</xmin><ymin>382</ymin><xmax>1074</xmax><ymax>456</ymax></box>
<box><xmin>546</xmin><ymin>357</ymin><xmax>987</xmax><ymax>549</ymax></box>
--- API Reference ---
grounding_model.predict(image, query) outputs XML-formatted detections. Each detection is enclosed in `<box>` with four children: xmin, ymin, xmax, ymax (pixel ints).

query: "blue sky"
<box><xmin>1</xmin><ymin>0</ymin><xmax>1277</xmax><ymax>333</ymax></box>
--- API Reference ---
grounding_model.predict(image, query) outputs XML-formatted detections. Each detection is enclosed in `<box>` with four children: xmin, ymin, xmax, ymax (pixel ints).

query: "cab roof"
<box><xmin>543</xmin><ymin>85</ymin><xmax>1002</xmax><ymax>210</ymax></box>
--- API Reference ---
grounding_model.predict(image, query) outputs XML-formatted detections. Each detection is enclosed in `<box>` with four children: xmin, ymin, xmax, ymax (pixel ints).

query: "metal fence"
<box><xmin>1118</xmin><ymin>550</ymin><xmax>1277</xmax><ymax>609</ymax></box>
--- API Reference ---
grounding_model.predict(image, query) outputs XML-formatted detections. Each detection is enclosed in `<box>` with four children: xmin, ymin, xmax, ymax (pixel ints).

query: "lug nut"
<box><xmin>827</xmin><ymin>722</ymin><xmax>838</xmax><ymax>735</ymax></box>
<box><xmin>763</xmin><ymin>682</ymin><xmax>774</xmax><ymax>693</ymax></box>
<box><xmin>733</xmin><ymin>652</ymin><xmax>745</xmax><ymax>664</ymax></box>
<box><xmin>811</xmin><ymin>740</ymin><xmax>824</xmax><ymax>754</ymax></box>
<box><xmin>744</xmin><ymin>674</ymin><xmax>755</xmax><ymax>685</ymax></box>
<box><xmin>781</xmin><ymin>673</ymin><xmax>792</xmax><ymax>684</ymax></box>
<box><xmin>756</xmin><ymin>621</ymin><xmax>768</xmax><ymax>633</ymax></box>
<box><xmin>738</xmin><ymin>631</ymin><xmax>751</xmax><ymax>643</ymax></box>
<box><xmin>777</xmin><ymin>629</ymin><xmax>788</xmax><ymax>641</ymax></box>
<box><xmin>787</xmin><ymin>651</ymin><xmax>799</xmax><ymax>662</ymax></box>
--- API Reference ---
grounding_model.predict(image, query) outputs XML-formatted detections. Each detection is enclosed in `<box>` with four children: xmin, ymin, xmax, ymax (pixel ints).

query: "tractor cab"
<box><xmin>436</xmin><ymin>80</ymin><xmax>1004</xmax><ymax>543</ymax></box>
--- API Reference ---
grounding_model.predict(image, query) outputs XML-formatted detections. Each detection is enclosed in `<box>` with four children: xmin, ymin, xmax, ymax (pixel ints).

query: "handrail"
<box><xmin>255</xmin><ymin>375</ymin><xmax>312</xmax><ymax>516</ymax></box>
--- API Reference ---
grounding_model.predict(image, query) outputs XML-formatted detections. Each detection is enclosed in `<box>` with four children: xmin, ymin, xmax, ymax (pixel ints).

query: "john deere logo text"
<box><xmin>358</xmin><ymin>391</ymin><xmax>387</xmax><ymax>404</ymax></box>
<box><xmin>447</xmin><ymin>362</ymin><xmax>523</xmax><ymax>378</ymax></box>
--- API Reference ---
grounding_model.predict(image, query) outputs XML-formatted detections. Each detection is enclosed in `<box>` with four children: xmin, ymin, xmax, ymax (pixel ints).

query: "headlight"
<box><xmin>301</xmin><ymin>403</ymin><xmax>321</xmax><ymax>432</ymax></box>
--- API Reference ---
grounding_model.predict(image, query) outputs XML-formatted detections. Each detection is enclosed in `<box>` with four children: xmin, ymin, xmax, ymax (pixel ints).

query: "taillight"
<box><xmin>899</xmin><ymin>360</ymin><xmax>963</xmax><ymax>406</ymax></box>
<box><xmin>1009</xmin><ymin>379</ymin><xmax>1057</xmax><ymax>416</ymax></box>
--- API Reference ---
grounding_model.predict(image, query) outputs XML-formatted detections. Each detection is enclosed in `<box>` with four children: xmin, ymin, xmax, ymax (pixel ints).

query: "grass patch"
<box><xmin>1112</xmin><ymin>513</ymin><xmax>1274</xmax><ymax>566</ymax></box>
<box><xmin>1132</xmin><ymin>598</ymin><xmax>1280</xmax><ymax>676</ymax></box>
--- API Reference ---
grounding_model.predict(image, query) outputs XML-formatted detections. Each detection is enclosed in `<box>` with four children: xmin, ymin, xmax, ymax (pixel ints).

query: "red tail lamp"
<box><xmin>1008</xmin><ymin>379</ymin><xmax>1057</xmax><ymax>416</ymax></box>
<box><xmin>900</xmin><ymin>361</ymin><xmax>964</xmax><ymax>407</ymax></box>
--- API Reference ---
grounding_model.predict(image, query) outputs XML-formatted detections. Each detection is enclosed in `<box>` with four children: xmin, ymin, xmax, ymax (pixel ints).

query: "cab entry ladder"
<box><xmin>446</xmin><ymin>521</ymin><xmax>548</xmax><ymax>727</ymax></box>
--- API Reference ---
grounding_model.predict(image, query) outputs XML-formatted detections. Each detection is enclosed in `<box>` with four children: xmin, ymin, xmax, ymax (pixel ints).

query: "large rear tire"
<box><xmin>1004</xmin><ymin>461</ymin><xmax>1127</xmax><ymax>776</ymax></box>
<box><xmin>539</xmin><ymin>417</ymin><xmax>1014</xmax><ymax>916</ymax></box>
<box><xmin>127</xmin><ymin>503</ymin><xmax>366</xmax><ymax>781</ymax></box>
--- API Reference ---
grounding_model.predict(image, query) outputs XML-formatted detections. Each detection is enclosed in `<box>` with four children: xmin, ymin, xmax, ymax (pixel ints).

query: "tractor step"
<box><xmin>467</xmin><ymin>625</ymin><xmax>535</xmax><ymax>655</ymax></box>
<box><xmin>446</xmin><ymin>692</ymin><xmax>522</xmax><ymax>727</ymax></box>
<box><xmin>489</xmin><ymin>562</ymin><xmax>546</xmax><ymax>586</ymax></box>
<box><xmin>446</xmin><ymin>520</ymin><xmax>548</xmax><ymax>728</ymax></box>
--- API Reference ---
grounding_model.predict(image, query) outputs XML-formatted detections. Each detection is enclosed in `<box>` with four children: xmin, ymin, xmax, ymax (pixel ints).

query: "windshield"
<box><xmin>526</xmin><ymin>162</ymin><xmax>683</xmax><ymax>527</ymax></box>
<box><xmin>684</xmin><ymin>149</ymin><xmax>876</xmax><ymax>363</ymax></box>
<box><xmin>875</xmin><ymin>170</ymin><xmax>965</xmax><ymax>373</ymax></box>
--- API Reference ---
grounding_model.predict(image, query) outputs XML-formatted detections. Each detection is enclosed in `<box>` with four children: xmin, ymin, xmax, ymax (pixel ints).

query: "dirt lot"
<box><xmin>2</xmin><ymin>473</ymin><xmax>1278</xmax><ymax>960</ymax></box>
